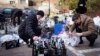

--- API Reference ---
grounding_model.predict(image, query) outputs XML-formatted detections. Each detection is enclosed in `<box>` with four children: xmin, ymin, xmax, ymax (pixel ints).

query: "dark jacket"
<box><xmin>70</xmin><ymin>14</ymin><xmax>97</xmax><ymax>36</ymax></box>
<box><xmin>18</xmin><ymin>14</ymin><xmax>41</xmax><ymax>38</ymax></box>
<box><xmin>11</xmin><ymin>8</ymin><xmax>23</xmax><ymax>19</ymax></box>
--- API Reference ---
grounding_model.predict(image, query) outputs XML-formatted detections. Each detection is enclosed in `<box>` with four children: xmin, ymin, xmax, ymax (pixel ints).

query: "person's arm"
<box><xmin>67</xmin><ymin>24</ymin><xmax>75</xmax><ymax>32</ymax></box>
<box><xmin>82</xmin><ymin>18</ymin><xmax>96</xmax><ymax>36</ymax></box>
<box><xmin>25</xmin><ymin>16</ymin><xmax>35</xmax><ymax>38</ymax></box>
<box><xmin>67</xmin><ymin>24</ymin><xmax>76</xmax><ymax>37</ymax></box>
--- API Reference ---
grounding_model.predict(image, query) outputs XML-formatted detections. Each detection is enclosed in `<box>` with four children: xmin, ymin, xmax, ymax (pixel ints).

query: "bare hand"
<box><xmin>33</xmin><ymin>36</ymin><xmax>40</xmax><ymax>41</ymax></box>
<box><xmin>76</xmin><ymin>33</ymin><xmax>83</xmax><ymax>37</ymax></box>
<box><xmin>68</xmin><ymin>31</ymin><xmax>72</xmax><ymax>38</ymax></box>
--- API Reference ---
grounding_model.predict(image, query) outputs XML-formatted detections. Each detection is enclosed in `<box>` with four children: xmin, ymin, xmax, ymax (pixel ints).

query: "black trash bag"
<box><xmin>76</xmin><ymin>6</ymin><xmax>87</xmax><ymax>14</ymax></box>
<box><xmin>2</xmin><ymin>40</ymin><xmax>20</xmax><ymax>50</ymax></box>
<box><xmin>76</xmin><ymin>0</ymin><xmax>87</xmax><ymax>14</ymax></box>
<box><xmin>78</xmin><ymin>0</ymin><xmax>87</xmax><ymax>7</ymax></box>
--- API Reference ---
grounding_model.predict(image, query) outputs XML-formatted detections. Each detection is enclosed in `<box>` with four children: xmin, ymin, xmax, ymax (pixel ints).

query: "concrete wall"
<box><xmin>16</xmin><ymin>0</ymin><xmax>29</xmax><ymax>8</ymax></box>
<box><xmin>0</xmin><ymin>0</ymin><xmax>29</xmax><ymax>8</ymax></box>
<box><xmin>0</xmin><ymin>0</ymin><xmax>10</xmax><ymax>4</ymax></box>
<box><xmin>0</xmin><ymin>0</ymin><xmax>18</xmax><ymax>4</ymax></box>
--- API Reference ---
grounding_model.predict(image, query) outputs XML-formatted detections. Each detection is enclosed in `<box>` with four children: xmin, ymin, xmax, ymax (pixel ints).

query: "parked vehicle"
<box><xmin>1</xmin><ymin>8</ymin><xmax>13</xmax><ymax>18</ymax></box>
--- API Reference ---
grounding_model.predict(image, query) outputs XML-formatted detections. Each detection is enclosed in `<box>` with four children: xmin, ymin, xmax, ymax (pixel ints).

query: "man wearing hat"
<box><xmin>68</xmin><ymin>13</ymin><xmax>97</xmax><ymax>47</ymax></box>
<box><xmin>18</xmin><ymin>10</ymin><xmax>44</xmax><ymax>47</ymax></box>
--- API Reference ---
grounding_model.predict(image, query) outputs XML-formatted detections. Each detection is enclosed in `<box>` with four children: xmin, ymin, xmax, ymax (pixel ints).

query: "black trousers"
<box><xmin>18</xmin><ymin>32</ymin><xmax>30</xmax><ymax>44</ymax></box>
<box><xmin>18</xmin><ymin>27</ymin><xmax>41</xmax><ymax>44</ymax></box>
<box><xmin>75</xmin><ymin>26</ymin><xmax>97</xmax><ymax>44</ymax></box>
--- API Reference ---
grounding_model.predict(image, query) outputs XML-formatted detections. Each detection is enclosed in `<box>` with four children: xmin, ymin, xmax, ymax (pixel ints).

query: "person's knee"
<box><xmin>86</xmin><ymin>34</ymin><xmax>98</xmax><ymax>41</ymax></box>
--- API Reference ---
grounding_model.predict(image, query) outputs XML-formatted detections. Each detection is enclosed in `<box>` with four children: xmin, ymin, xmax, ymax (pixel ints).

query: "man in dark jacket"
<box><xmin>18</xmin><ymin>10</ymin><xmax>44</xmax><ymax>47</ymax></box>
<box><xmin>68</xmin><ymin>13</ymin><xmax>97</xmax><ymax>47</ymax></box>
<box><xmin>11</xmin><ymin>8</ymin><xmax>23</xmax><ymax>26</ymax></box>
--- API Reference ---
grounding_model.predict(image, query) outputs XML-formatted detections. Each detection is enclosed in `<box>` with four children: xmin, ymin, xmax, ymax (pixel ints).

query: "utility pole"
<box><xmin>48</xmin><ymin>0</ymin><xmax>50</xmax><ymax>16</ymax></box>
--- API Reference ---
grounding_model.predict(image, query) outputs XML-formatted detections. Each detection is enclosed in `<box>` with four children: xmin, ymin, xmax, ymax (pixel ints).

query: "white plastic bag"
<box><xmin>46</xmin><ymin>18</ymin><xmax>55</xmax><ymax>28</ymax></box>
<box><xmin>93</xmin><ymin>16</ymin><xmax>100</xmax><ymax>27</ymax></box>
<box><xmin>0</xmin><ymin>34</ymin><xmax>25</xmax><ymax>44</ymax></box>
<box><xmin>58</xmin><ymin>32</ymin><xmax>80</xmax><ymax>46</ymax></box>
<box><xmin>0</xmin><ymin>34</ymin><xmax>15</xmax><ymax>44</ymax></box>
<box><xmin>7</xmin><ymin>24</ymin><xmax>19</xmax><ymax>34</ymax></box>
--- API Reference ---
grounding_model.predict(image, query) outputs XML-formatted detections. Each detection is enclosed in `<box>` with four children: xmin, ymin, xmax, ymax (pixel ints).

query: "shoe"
<box><xmin>79</xmin><ymin>40</ymin><xmax>84</xmax><ymax>44</ymax></box>
<box><xmin>27</xmin><ymin>38</ymin><xmax>33</xmax><ymax>48</ymax></box>
<box><xmin>89</xmin><ymin>41</ymin><xmax>94</xmax><ymax>47</ymax></box>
